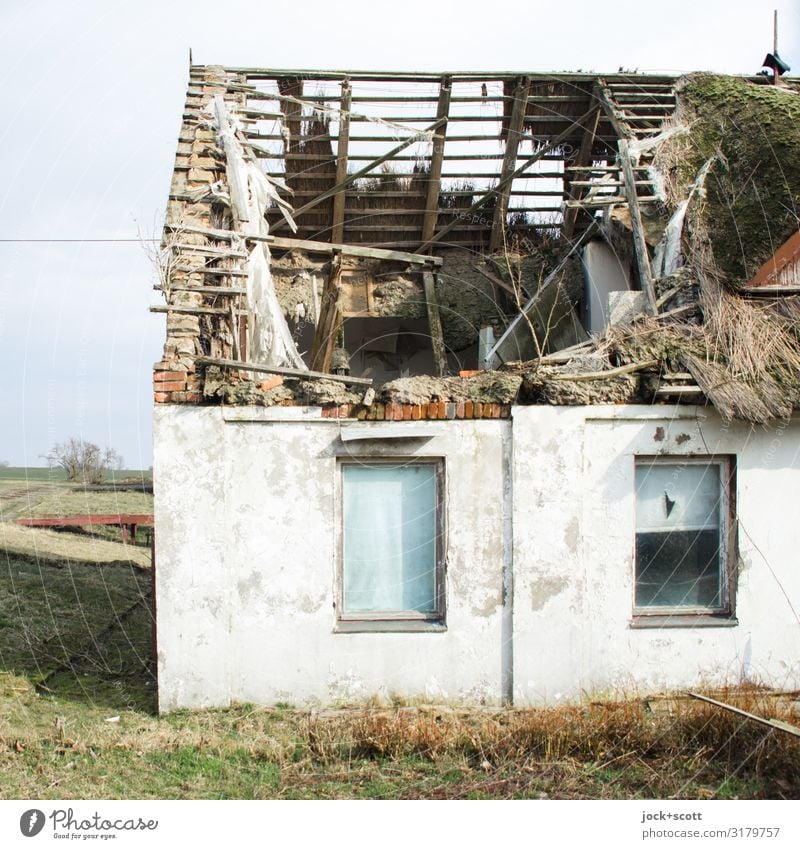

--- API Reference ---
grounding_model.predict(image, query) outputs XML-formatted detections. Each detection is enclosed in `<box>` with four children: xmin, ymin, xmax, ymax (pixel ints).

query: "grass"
<box><xmin>1</xmin><ymin>493</ymin><xmax>798</xmax><ymax>799</ymax></box>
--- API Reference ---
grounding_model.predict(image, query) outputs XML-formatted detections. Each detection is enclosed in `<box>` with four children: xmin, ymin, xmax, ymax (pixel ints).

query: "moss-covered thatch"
<box><xmin>667</xmin><ymin>74</ymin><xmax>800</xmax><ymax>285</ymax></box>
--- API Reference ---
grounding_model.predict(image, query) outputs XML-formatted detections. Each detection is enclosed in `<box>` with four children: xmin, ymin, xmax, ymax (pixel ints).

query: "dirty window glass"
<box><xmin>342</xmin><ymin>463</ymin><xmax>438</xmax><ymax>616</ymax></box>
<box><xmin>634</xmin><ymin>461</ymin><xmax>725</xmax><ymax>610</ymax></box>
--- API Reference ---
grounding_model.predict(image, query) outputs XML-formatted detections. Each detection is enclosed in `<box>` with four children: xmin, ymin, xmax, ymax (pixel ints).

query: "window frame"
<box><xmin>335</xmin><ymin>456</ymin><xmax>446</xmax><ymax>633</ymax></box>
<box><xmin>632</xmin><ymin>455</ymin><xmax>737</xmax><ymax>626</ymax></box>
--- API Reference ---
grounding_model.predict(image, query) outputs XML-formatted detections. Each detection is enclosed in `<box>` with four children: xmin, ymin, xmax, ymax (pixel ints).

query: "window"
<box><xmin>338</xmin><ymin>460</ymin><xmax>444</xmax><ymax>630</ymax></box>
<box><xmin>634</xmin><ymin>457</ymin><xmax>734</xmax><ymax>620</ymax></box>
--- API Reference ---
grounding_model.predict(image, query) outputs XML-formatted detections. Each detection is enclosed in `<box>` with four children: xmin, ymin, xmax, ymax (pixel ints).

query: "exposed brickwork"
<box><xmin>323</xmin><ymin>402</ymin><xmax>510</xmax><ymax>420</ymax></box>
<box><xmin>154</xmin><ymin>65</ymin><xmax>249</xmax><ymax>406</ymax></box>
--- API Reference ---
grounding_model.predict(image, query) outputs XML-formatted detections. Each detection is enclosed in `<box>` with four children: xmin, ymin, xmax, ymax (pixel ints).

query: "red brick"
<box><xmin>459</xmin><ymin>369</ymin><xmax>480</xmax><ymax>378</ymax></box>
<box><xmin>339</xmin><ymin>404</ymin><xmax>350</xmax><ymax>418</ymax></box>
<box><xmin>456</xmin><ymin>401</ymin><xmax>465</xmax><ymax>419</ymax></box>
<box><xmin>321</xmin><ymin>407</ymin><xmax>330</xmax><ymax>418</ymax></box>
<box><xmin>491</xmin><ymin>403</ymin><xmax>501</xmax><ymax>419</ymax></box>
<box><xmin>465</xmin><ymin>400</ymin><xmax>474</xmax><ymax>418</ymax></box>
<box><xmin>154</xmin><ymin>370</ymin><xmax>188</xmax><ymax>382</ymax></box>
<box><xmin>427</xmin><ymin>402</ymin><xmax>438</xmax><ymax>419</ymax></box>
<box><xmin>437</xmin><ymin>400</ymin><xmax>447</xmax><ymax>419</ymax></box>
<box><xmin>259</xmin><ymin>375</ymin><xmax>284</xmax><ymax>392</ymax></box>
<box><xmin>155</xmin><ymin>380</ymin><xmax>186</xmax><ymax>392</ymax></box>
<box><xmin>153</xmin><ymin>392</ymin><xmax>170</xmax><ymax>403</ymax></box>
<box><xmin>483</xmin><ymin>403</ymin><xmax>493</xmax><ymax>419</ymax></box>
<box><xmin>403</xmin><ymin>404</ymin><xmax>412</xmax><ymax>421</ymax></box>
<box><xmin>411</xmin><ymin>405</ymin><xmax>421</xmax><ymax>421</ymax></box>
<box><xmin>474</xmin><ymin>402</ymin><xmax>484</xmax><ymax>418</ymax></box>
<box><xmin>384</xmin><ymin>403</ymin><xmax>394</xmax><ymax>421</ymax></box>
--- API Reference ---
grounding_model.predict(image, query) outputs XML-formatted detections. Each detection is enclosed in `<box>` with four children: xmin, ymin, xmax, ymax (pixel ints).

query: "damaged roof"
<box><xmin>152</xmin><ymin>65</ymin><xmax>800</xmax><ymax>424</ymax></box>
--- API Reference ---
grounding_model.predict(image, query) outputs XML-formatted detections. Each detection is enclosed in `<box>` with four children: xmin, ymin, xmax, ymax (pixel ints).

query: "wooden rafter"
<box><xmin>417</xmin><ymin>104</ymin><xmax>600</xmax><ymax>252</ymax></box>
<box><xmin>561</xmin><ymin>101</ymin><xmax>601</xmax><ymax>239</ymax></box>
<box><xmin>490</xmin><ymin>76</ymin><xmax>531</xmax><ymax>252</ymax></box>
<box><xmin>331</xmin><ymin>80</ymin><xmax>352</xmax><ymax>244</ymax></box>
<box><xmin>270</xmin><ymin>116</ymin><xmax>447</xmax><ymax>233</ymax></box>
<box><xmin>618</xmin><ymin>138</ymin><xmax>657</xmax><ymax>314</ymax></box>
<box><xmin>420</xmin><ymin>75</ymin><xmax>452</xmax><ymax>251</ymax></box>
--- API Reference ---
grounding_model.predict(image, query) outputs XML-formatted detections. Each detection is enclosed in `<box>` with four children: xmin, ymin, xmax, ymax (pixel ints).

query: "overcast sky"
<box><xmin>0</xmin><ymin>0</ymin><xmax>796</xmax><ymax>468</ymax></box>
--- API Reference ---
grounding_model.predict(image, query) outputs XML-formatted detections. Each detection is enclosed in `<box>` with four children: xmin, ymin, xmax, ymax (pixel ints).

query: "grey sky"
<box><xmin>0</xmin><ymin>0</ymin><xmax>796</xmax><ymax>467</ymax></box>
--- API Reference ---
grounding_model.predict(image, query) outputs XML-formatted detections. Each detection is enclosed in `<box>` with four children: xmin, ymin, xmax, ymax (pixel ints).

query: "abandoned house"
<box><xmin>152</xmin><ymin>65</ymin><xmax>800</xmax><ymax>710</ymax></box>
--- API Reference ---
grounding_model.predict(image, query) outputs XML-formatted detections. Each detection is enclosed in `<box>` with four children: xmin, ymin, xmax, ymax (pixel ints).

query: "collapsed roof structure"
<box><xmin>152</xmin><ymin>64</ymin><xmax>800</xmax><ymax>710</ymax></box>
<box><xmin>152</xmin><ymin>65</ymin><xmax>800</xmax><ymax>423</ymax></box>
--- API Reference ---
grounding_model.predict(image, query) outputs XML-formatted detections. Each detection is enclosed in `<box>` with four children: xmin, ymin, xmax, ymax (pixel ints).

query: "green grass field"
<box><xmin>0</xmin><ymin>473</ymin><xmax>798</xmax><ymax>799</ymax></box>
<box><xmin>0</xmin><ymin>467</ymin><xmax>152</xmax><ymax>483</ymax></box>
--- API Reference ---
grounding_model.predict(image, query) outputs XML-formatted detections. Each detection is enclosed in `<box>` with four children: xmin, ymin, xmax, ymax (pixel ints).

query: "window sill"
<box><xmin>630</xmin><ymin>614</ymin><xmax>738</xmax><ymax>629</ymax></box>
<box><xmin>335</xmin><ymin>619</ymin><xmax>447</xmax><ymax>634</ymax></box>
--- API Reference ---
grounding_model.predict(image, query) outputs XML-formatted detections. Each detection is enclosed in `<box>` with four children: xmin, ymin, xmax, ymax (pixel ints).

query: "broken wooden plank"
<box><xmin>490</xmin><ymin>76</ymin><xmax>530</xmax><ymax>252</ymax></box>
<box><xmin>687</xmin><ymin>692</ymin><xmax>800</xmax><ymax>739</ymax></box>
<box><xmin>331</xmin><ymin>81</ymin><xmax>352</xmax><ymax>244</ymax></box>
<box><xmin>422</xmin><ymin>271</ymin><xmax>447</xmax><ymax>376</ymax></box>
<box><xmin>265</xmin><ymin>235</ymin><xmax>442</xmax><ymax>266</ymax></box>
<box><xmin>550</xmin><ymin>359</ymin><xmax>658</xmax><ymax>381</ymax></box>
<box><xmin>170</xmin><ymin>242</ymin><xmax>249</xmax><ymax>258</ymax></box>
<box><xmin>150</xmin><ymin>305</ymin><xmax>229</xmax><ymax>316</ymax></box>
<box><xmin>420</xmin><ymin>76</ymin><xmax>452</xmax><ymax>250</ymax></box>
<box><xmin>154</xmin><ymin>285</ymin><xmax>247</xmax><ymax>295</ymax></box>
<box><xmin>172</xmin><ymin>266</ymin><xmax>249</xmax><ymax>278</ymax></box>
<box><xmin>310</xmin><ymin>252</ymin><xmax>344</xmax><ymax>373</ymax></box>
<box><xmin>618</xmin><ymin>138</ymin><xmax>657</xmax><ymax>315</ymax></box>
<box><xmin>473</xmin><ymin>263</ymin><xmax>525</xmax><ymax>299</ymax></box>
<box><xmin>196</xmin><ymin>355</ymin><xmax>372</xmax><ymax>386</ymax></box>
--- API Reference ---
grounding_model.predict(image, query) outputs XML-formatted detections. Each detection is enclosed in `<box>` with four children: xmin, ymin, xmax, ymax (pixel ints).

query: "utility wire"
<box><xmin>0</xmin><ymin>238</ymin><xmax>159</xmax><ymax>243</ymax></box>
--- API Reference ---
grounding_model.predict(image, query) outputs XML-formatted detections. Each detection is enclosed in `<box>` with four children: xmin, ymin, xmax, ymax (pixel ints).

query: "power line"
<box><xmin>0</xmin><ymin>238</ymin><xmax>159</xmax><ymax>243</ymax></box>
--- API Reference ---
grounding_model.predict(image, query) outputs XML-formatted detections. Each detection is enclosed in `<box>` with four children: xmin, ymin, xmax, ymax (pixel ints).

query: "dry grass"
<box><xmin>2</xmin><ymin>680</ymin><xmax>797</xmax><ymax>799</ymax></box>
<box><xmin>0</xmin><ymin>523</ymin><xmax>150</xmax><ymax>568</ymax></box>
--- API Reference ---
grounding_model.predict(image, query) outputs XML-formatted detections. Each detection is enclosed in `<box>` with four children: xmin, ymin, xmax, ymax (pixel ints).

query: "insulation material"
<box><xmin>211</xmin><ymin>95</ymin><xmax>306</xmax><ymax>370</ymax></box>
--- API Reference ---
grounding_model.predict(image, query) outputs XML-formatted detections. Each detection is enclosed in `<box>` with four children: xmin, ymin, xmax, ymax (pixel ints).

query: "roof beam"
<box><xmin>490</xmin><ymin>76</ymin><xmax>531</xmax><ymax>252</ymax></box>
<box><xmin>420</xmin><ymin>76</ymin><xmax>452</xmax><ymax>251</ymax></box>
<box><xmin>331</xmin><ymin>81</ymin><xmax>352</xmax><ymax>244</ymax></box>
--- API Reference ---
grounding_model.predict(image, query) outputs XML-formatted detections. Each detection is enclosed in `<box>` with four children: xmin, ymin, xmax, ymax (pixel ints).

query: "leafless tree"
<box><xmin>43</xmin><ymin>438</ymin><xmax>123</xmax><ymax>484</ymax></box>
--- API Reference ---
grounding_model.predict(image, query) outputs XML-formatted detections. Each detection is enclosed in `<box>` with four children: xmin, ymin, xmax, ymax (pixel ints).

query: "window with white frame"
<box><xmin>339</xmin><ymin>460</ymin><xmax>444</xmax><ymax>628</ymax></box>
<box><xmin>634</xmin><ymin>457</ymin><xmax>733</xmax><ymax>615</ymax></box>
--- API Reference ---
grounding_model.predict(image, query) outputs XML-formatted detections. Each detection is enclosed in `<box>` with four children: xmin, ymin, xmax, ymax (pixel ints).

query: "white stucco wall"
<box><xmin>154</xmin><ymin>404</ymin><xmax>800</xmax><ymax>710</ymax></box>
<box><xmin>154</xmin><ymin>406</ymin><xmax>510</xmax><ymax>710</ymax></box>
<box><xmin>512</xmin><ymin>406</ymin><xmax>800</xmax><ymax>704</ymax></box>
